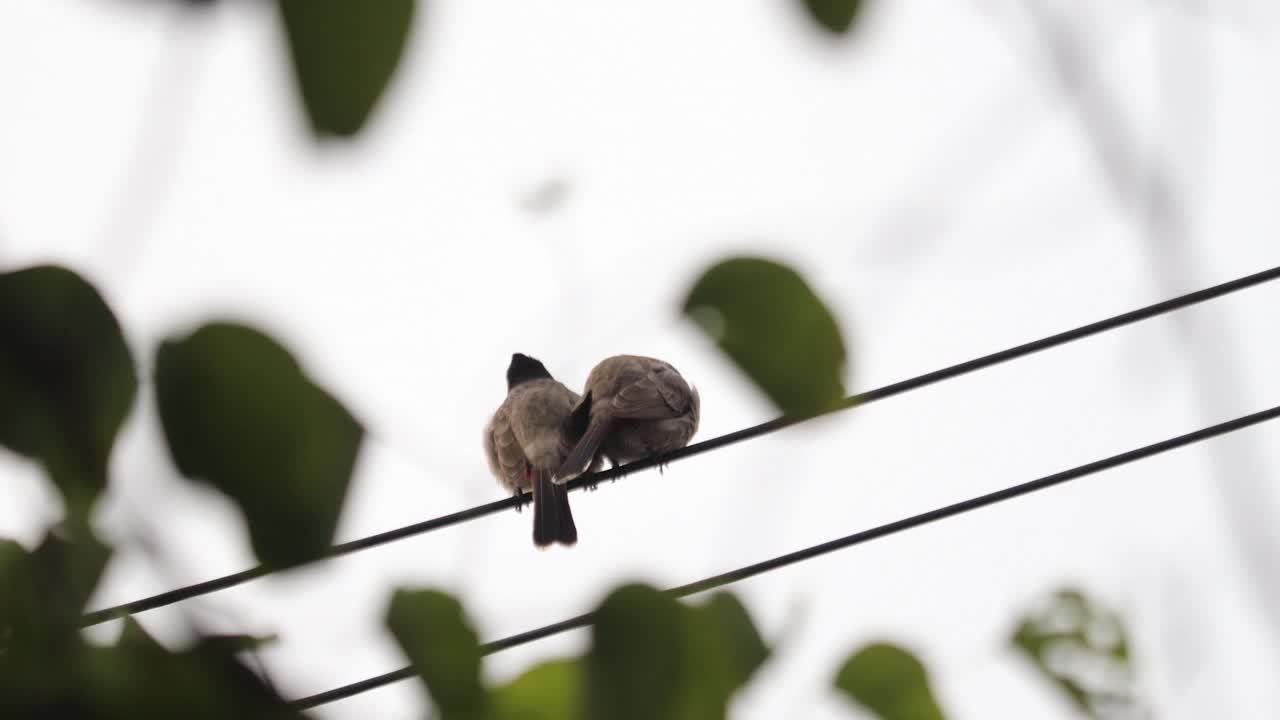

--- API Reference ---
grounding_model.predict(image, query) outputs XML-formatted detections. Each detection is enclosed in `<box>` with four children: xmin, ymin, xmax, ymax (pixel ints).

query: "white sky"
<box><xmin>3</xmin><ymin>0</ymin><xmax>1280</xmax><ymax>718</ymax></box>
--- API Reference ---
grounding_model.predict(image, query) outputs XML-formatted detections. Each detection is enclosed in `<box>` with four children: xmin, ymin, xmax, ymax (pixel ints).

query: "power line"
<box><xmin>287</xmin><ymin>402</ymin><xmax>1280</xmax><ymax>710</ymax></box>
<box><xmin>80</xmin><ymin>263</ymin><xmax>1280</xmax><ymax>628</ymax></box>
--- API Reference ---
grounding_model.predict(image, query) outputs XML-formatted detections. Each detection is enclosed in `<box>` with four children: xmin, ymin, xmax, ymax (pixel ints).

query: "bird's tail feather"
<box><xmin>555</xmin><ymin>414</ymin><xmax>612</xmax><ymax>483</ymax></box>
<box><xmin>532</xmin><ymin>468</ymin><xmax>577</xmax><ymax>547</ymax></box>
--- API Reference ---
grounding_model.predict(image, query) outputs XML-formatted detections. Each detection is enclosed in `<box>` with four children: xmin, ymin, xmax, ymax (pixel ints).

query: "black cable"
<box><xmin>80</xmin><ymin>264</ymin><xmax>1280</xmax><ymax>628</ymax></box>
<box><xmin>287</xmin><ymin>402</ymin><xmax>1280</xmax><ymax>709</ymax></box>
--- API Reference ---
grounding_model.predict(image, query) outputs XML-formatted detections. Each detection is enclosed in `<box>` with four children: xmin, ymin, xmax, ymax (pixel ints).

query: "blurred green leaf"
<box><xmin>492</xmin><ymin>659</ymin><xmax>583</xmax><ymax>720</ymax></box>
<box><xmin>154</xmin><ymin>322</ymin><xmax>363</xmax><ymax>569</ymax></box>
<box><xmin>683</xmin><ymin>257</ymin><xmax>847</xmax><ymax>417</ymax></box>
<box><xmin>85</xmin><ymin>634</ymin><xmax>304</xmax><ymax>720</ymax></box>
<box><xmin>686</xmin><ymin>593</ymin><xmax>769</xmax><ymax>686</ymax></box>
<box><xmin>201</xmin><ymin>633</ymin><xmax>281</xmax><ymax>655</ymax></box>
<box><xmin>0</xmin><ymin>532</ymin><xmax>110</xmax><ymax>715</ymax></box>
<box><xmin>0</xmin><ymin>538</ymin><xmax>70</xmax><ymax>708</ymax></box>
<box><xmin>116</xmin><ymin>617</ymin><xmax>166</xmax><ymax>653</ymax></box>
<box><xmin>0</xmin><ymin>265</ymin><xmax>136</xmax><ymax>520</ymax></box>
<box><xmin>834</xmin><ymin>642</ymin><xmax>946</xmax><ymax>720</ymax></box>
<box><xmin>675</xmin><ymin>593</ymin><xmax>770</xmax><ymax>720</ymax></box>
<box><xmin>2</xmin><ymin>533</ymin><xmax>297</xmax><ymax>718</ymax></box>
<box><xmin>801</xmin><ymin>0</ymin><xmax>865</xmax><ymax>34</ymax></box>
<box><xmin>0</xmin><ymin>532</ymin><xmax>110</xmax><ymax>660</ymax></box>
<box><xmin>588</xmin><ymin>584</ymin><xmax>686</xmax><ymax>720</ymax></box>
<box><xmin>30</xmin><ymin>531</ymin><xmax>112</xmax><ymax>631</ymax></box>
<box><xmin>278</xmin><ymin>0</ymin><xmax>416</xmax><ymax>136</ymax></box>
<box><xmin>1011</xmin><ymin>588</ymin><xmax>1141</xmax><ymax>719</ymax></box>
<box><xmin>386</xmin><ymin>589</ymin><xmax>489</xmax><ymax>720</ymax></box>
<box><xmin>588</xmin><ymin>585</ymin><xmax>769</xmax><ymax>720</ymax></box>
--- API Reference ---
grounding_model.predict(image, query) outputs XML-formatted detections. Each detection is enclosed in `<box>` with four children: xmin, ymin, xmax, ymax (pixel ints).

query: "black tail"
<box><xmin>532</xmin><ymin>468</ymin><xmax>577</xmax><ymax>547</ymax></box>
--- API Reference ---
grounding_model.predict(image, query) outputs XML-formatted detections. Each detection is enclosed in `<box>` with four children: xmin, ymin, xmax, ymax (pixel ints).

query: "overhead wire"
<box><xmin>287</xmin><ymin>402</ymin><xmax>1280</xmax><ymax>709</ymax></box>
<box><xmin>79</xmin><ymin>263</ymin><xmax>1280</xmax><ymax>627</ymax></box>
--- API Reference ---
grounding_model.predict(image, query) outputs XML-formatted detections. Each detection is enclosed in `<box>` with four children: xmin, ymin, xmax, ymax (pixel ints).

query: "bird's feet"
<box><xmin>513</xmin><ymin>488</ymin><xmax>530</xmax><ymax>512</ymax></box>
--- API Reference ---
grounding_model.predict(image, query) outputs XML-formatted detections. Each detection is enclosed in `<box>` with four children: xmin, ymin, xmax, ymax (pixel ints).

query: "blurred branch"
<box><xmin>854</xmin><ymin>0</ymin><xmax>1142</xmax><ymax>267</ymax></box>
<box><xmin>94</xmin><ymin>2</ymin><xmax>212</xmax><ymax>283</ymax></box>
<box><xmin>1019</xmin><ymin>0</ymin><xmax>1280</xmax><ymax>663</ymax></box>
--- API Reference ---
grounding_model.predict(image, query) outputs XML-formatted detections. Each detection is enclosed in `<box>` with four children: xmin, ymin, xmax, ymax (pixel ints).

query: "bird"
<box><xmin>555</xmin><ymin>354</ymin><xmax>699</xmax><ymax>482</ymax></box>
<box><xmin>484</xmin><ymin>353</ymin><xmax>595</xmax><ymax>547</ymax></box>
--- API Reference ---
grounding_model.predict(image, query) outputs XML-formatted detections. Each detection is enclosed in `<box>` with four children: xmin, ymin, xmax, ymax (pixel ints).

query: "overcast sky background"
<box><xmin>3</xmin><ymin>0</ymin><xmax>1280</xmax><ymax>717</ymax></box>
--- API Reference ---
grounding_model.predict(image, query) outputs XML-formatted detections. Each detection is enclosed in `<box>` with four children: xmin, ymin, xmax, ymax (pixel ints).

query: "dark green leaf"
<box><xmin>492</xmin><ymin>659</ymin><xmax>583</xmax><ymax>720</ymax></box>
<box><xmin>834</xmin><ymin>642</ymin><xmax>946</xmax><ymax>720</ymax></box>
<box><xmin>0</xmin><ymin>531</ymin><xmax>111</xmax><ymax>714</ymax></box>
<box><xmin>0</xmin><ymin>532</ymin><xmax>110</xmax><ymax>657</ymax></box>
<box><xmin>0</xmin><ymin>539</ymin><xmax>61</xmax><ymax>703</ymax></box>
<box><xmin>201</xmin><ymin>633</ymin><xmax>281</xmax><ymax>656</ymax></box>
<box><xmin>683</xmin><ymin>257</ymin><xmax>847</xmax><ymax>416</ymax></box>
<box><xmin>2</xmin><ymin>533</ymin><xmax>295</xmax><ymax>719</ymax></box>
<box><xmin>802</xmin><ymin>0</ymin><xmax>865</xmax><ymax>34</ymax></box>
<box><xmin>675</xmin><ymin>593</ymin><xmax>770</xmax><ymax>720</ymax></box>
<box><xmin>386</xmin><ymin>588</ymin><xmax>488</xmax><ymax>720</ymax></box>
<box><xmin>85</xmin><ymin>635</ymin><xmax>304</xmax><ymax>720</ymax></box>
<box><xmin>0</xmin><ymin>540</ymin><xmax>40</xmax><ymax>644</ymax></box>
<box><xmin>1011</xmin><ymin>588</ymin><xmax>1140</xmax><ymax>719</ymax></box>
<box><xmin>116</xmin><ymin>618</ymin><xmax>165</xmax><ymax>653</ymax></box>
<box><xmin>278</xmin><ymin>0</ymin><xmax>416</xmax><ymax>136</ymax></box>
<box><xmin>0</xmin><ymin>265</ymin><xmax>136</xmax><ymax>519</ymax></box>
<box><xmin>155</xmin><ymin>322</ymin><xmax>363</xmax><ymax>569</ymax></box>
<box><xmin>686</xmin><ymin>593</ymin><xmax>768</xmax><ymax>688</ymax></box>
<box><xmin>587</xmin><ymin>584</ymin><xmax>686</xmax><ymax>720</ymax></box>
<box><xmin>30</xmin><ymin>531</ymin><xmax>112</xmax><ymax>630</ymax></box>
<box><xmin>585</xmin><ymin>586</ymin><xmax>770</xmax><ymax>720</ymax></box>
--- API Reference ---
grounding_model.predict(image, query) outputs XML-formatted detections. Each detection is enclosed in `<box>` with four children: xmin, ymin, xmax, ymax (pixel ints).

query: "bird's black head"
<box><xmin>507</xmin><ymin>353</ymin><xmax>553</xmax><ymax>389</ymax></box>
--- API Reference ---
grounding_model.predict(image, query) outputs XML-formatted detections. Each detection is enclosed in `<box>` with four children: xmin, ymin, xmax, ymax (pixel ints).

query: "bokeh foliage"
<box><xmin>155</xmin><ymin>322</ymin><xmax>364</xmax><ymax>569</ymax></box>
<box><xmin>0</xmin><ymin>242</ymin><xmax>1143</xmax><ymax>719</ymax></box>
<box><xmin>0</xmin><ymin>265</ymin><xmax>136</xmax><ymax>524</ymax></box>
<box><xmin>1</xmin><ymin>4</ymin><xmax>1154</xmax><ymax>719</ymax></box>
<box><xmin>1012</xmin><ymin>589</ymin><xmax>1146</xmax><ymax>719</ymax></box>
<box><xmin>385</xmin><ymin>583</ymin><xmax>770</xmax><ymax>720</ymax></box>
<box><xmin>802</xmin><ymin>0</ymin><xmax>866</xmax><ymax>34</ymax></box>
<box><xmin>278</xmin><ymin>0</ymin><xmax>416</xmax><ymax>136</ymax></box>
<box><xmin>684</xmin><ymin>257</ymin><xmax>849</xmax><ymax>417</ymax></box>
<box><xmin>0</xmin><ymin>266</ymin><xmax>360</xmax><ymax>716</ymax></box>
<box><xmin>834</xmin><ymin>642</ymin><xmax>946</xmax><ymax>720</ymax></box>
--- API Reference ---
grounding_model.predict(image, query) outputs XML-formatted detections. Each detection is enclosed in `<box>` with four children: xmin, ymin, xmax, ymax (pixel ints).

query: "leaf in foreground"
<box><xmin>684</xmin><ymin>256</ymin><xmax>848</xmax><ymax>417</ymax></box>
<box><xmin>386</xmin><ymin>588</ymin><xmax>489</xmax><ymax>720</ymax></box>
<box><xmin>834</xmin><ymin>642</ymin><xmax>946</xmax><ymax>720</ymax></box>
<box><xmin>1011</xmin><ymin>588</ymin><xmax>1142</xmax><ymax>719</ymax></box>
<box><xmin>155</xmin><ymin>322</ymin><xmax>363</xmax><ymax>568</ymax></box>
<box><xmin>278</xmin><ymin>0</ymin><xmax>416</xmax><ymax>136</ymax></box>
<box><xmin>0</xmin><ymin>265</ymin><xmax>136</xmax><ymax>519</ymax></box>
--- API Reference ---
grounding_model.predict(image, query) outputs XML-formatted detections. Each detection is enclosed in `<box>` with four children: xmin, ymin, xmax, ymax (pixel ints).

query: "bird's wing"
<box><xmin>486</xmin><ymin>406</ymin><xmax>527</xmax><ymax>489</ymax></box>
<box><xmin>610</xmin><ymin>362</ymin><xmax>690</xmax><ymax>420</ymax></box>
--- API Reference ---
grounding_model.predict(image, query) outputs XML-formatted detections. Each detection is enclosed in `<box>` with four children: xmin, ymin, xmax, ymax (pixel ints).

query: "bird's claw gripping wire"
<box><xmin>513</xmin><ymin>488</ymin><xmax>531</xmax><ymax>512</ymax></box>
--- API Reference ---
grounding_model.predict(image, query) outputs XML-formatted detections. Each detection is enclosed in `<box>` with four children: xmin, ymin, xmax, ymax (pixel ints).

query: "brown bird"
<box><xmin>484</xmin><ymin>353</ymin><xmax>594</xmax><ymax>547</ymax></box>
<box><xmin>555</xmin><ymin>354</ymin><xmax>699</xmax><ymax>482</ymax></box>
